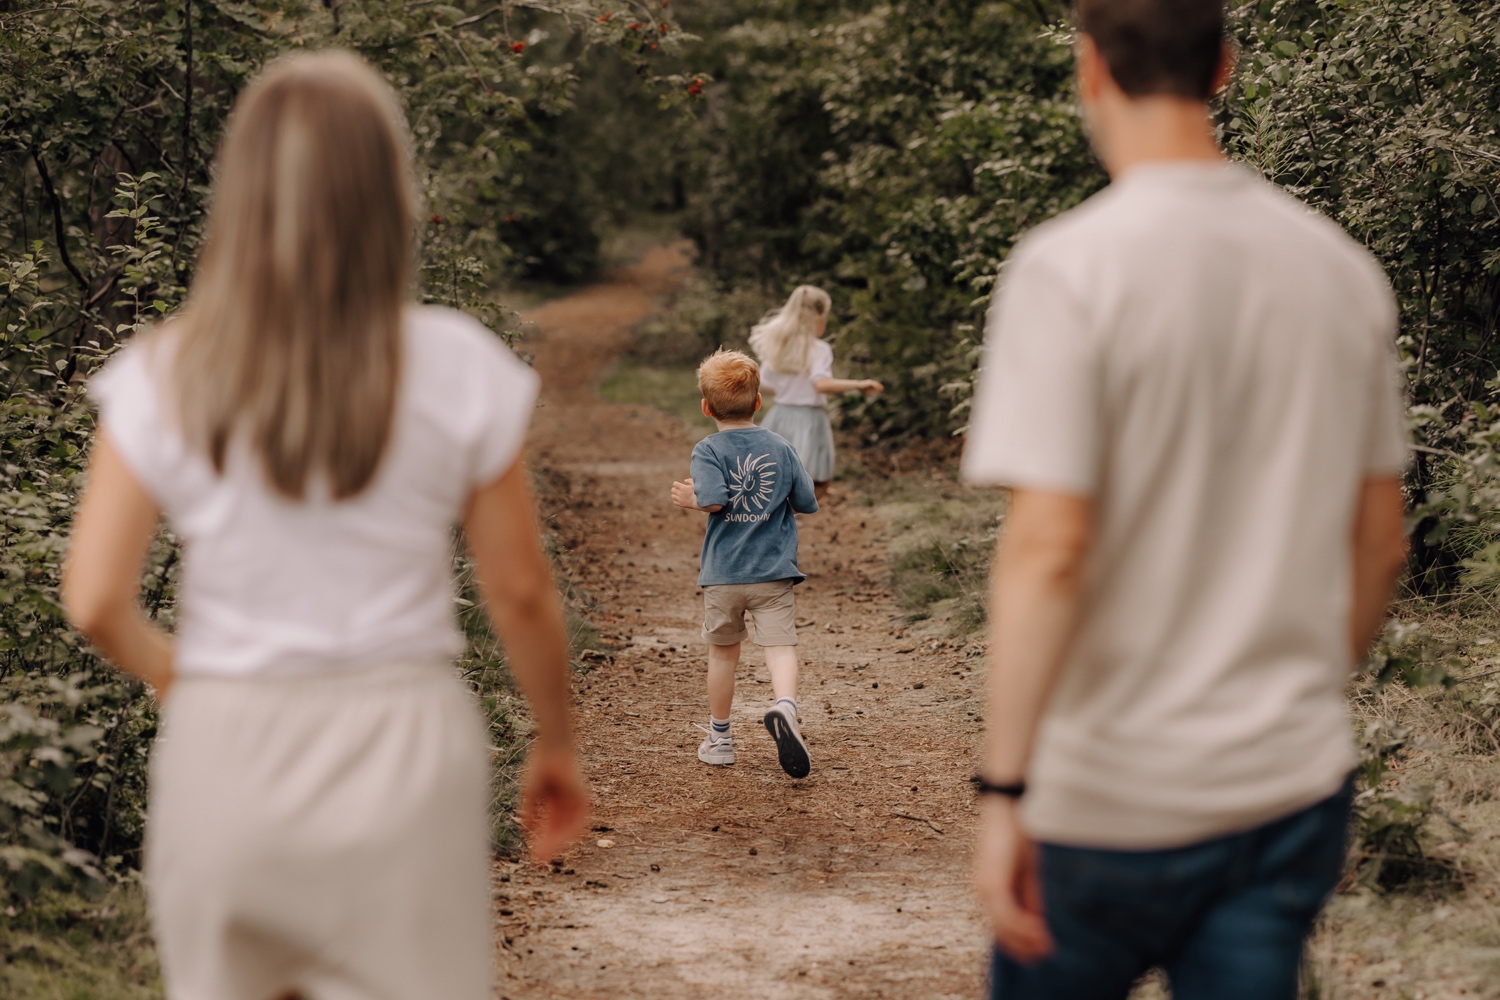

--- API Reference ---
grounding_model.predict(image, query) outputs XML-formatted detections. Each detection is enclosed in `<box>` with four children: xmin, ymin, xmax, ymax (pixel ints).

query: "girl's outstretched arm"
<box><xmin>813</xmin><ymin>377</ymin><xmax>883</xmax><ymax>397</ymax></box>
<box><xmin>62</xmin><ymin>433</ymin><xmax>174</xmax><ymax>697</ymax></box>
<box><xmin>463</xmin><ymin>457</ymin><xmax>589</xmax><ymax>862</ymax></box>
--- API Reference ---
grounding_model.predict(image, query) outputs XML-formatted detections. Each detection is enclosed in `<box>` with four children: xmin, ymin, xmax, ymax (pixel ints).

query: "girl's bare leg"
<box><xmin>814</xmin><ymin>481</ymin><xmax>830</xmax><ymax>500</ymax></box>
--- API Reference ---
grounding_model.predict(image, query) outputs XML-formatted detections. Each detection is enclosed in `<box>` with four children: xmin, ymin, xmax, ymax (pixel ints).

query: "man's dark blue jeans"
<box><xmin>990</xmin><ymin>781</ymin><xmax>1353</xmax><ymax>1000</ymax></box>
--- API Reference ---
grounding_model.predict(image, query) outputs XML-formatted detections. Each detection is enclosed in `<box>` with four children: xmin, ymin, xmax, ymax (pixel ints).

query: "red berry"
<box><xmin>430</xmin><ymin>214</ymin><xmax>443</xmax><ymax>224</ymax></box>
<box><xmin>659</xmin><ymin>21</ymin><xmax>669</xmax><ymax>33</ymax></box>
<box><xmin>598</xmin><ymin>11</ymin><xmax>612</xmax><ymax>21</ymax></box>
<box><xmin>628</xmin><ymin>22</ymin><xmax>639</xmax><ymax>30</ymax></box>
<box><xmin>510</xmin><ymin>41</ymin><xmax>525</xmax><ymax>52</ymax></box>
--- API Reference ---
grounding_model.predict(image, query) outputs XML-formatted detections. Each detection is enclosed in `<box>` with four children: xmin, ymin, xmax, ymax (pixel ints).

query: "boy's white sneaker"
<box><xmin>763</xmin><ymin>702</ymin><xmax>811</xmax><ymax>779</ymax></box>
<box><xmin>696</xmin><ymin>726</ymin><xmax>735</xmax><ymax>766</ymax></box>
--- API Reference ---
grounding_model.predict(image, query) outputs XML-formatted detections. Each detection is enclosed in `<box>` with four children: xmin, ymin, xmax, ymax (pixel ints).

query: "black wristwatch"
<box><xmin>971</xmin><ymin>775</ymin><xmax>1026</xmax><ymax>799</ymax></box>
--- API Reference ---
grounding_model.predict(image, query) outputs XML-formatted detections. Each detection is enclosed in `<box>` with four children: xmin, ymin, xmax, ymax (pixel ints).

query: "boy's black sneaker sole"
<box><xmin>763</xmin><ymin>708</ymin><xmax>811</xmax><ymax>779</ymax></box>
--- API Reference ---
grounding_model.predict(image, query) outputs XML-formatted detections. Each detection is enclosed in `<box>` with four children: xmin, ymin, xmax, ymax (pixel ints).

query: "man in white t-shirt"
<box><xmin>961</xmin><ymin>2</ymin><xmax>1409</xmax><ymax>997</ymax></box>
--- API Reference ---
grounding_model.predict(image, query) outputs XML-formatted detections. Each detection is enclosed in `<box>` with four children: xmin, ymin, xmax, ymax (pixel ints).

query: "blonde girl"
<box><xmin>751</xmin><ymin>285</ymin><xmax>882</xmax><ymax>498</ymax></box>
<box><xmin>62</xmin><ymin>52</ymin><xmax>587</xmax><ymax>1000</ymax></box>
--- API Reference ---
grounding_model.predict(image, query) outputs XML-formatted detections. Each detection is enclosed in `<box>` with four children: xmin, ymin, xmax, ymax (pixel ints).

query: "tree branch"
<box><xmin>29</xmin><ymin>147</ymin><xmax>90</xmax><ymax>294</ymax></box>
<box><xmin>179</xmin><ymin>0</ymin><xmax>193</xmax><ymax>206</ymax></box>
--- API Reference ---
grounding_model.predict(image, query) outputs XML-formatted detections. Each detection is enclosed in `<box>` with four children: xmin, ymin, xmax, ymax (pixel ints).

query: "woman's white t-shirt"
<box><xmin>89</xmin><ymin>305</ymin><xmax>539</xmax><ymax>678</ymax></box>
<box><xmin>759</xmin><ymin>339</ymin><xmax>833</xmax><ymax>407</ymax></box>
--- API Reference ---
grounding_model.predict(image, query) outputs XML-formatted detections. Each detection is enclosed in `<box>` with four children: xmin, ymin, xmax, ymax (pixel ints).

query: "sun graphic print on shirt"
<box><xmin>729</xmin><ymin>452</ymin><xmax>778</xmax><ymax>513</ymax></box>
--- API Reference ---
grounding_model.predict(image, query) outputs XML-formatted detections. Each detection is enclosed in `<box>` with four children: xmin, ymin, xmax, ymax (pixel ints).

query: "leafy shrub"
<box><xmin>0</xmin><ymin>228</ymin><xmax>166</xmax><ymax>903</ymax></box>
<box><xmin>627</xmin><ymin>272</ymin><xmax>768</xmax><ymax>365</ymax></box>
<box><xmin>0</xmin><ymin>0</ymin><xmax>698</xmax><ymax>905</ymax></box>
<box><xmin>679</xmin><ymin>0</ymin><xmax>1100</xmax><ymax>438</ymax></box>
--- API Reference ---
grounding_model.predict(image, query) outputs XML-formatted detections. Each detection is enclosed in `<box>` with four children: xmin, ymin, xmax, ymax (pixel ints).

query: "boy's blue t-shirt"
<box><xmin>691</xmin><ymin>427</ymin><xmax>819</xmax><ymax>587</ymax></box>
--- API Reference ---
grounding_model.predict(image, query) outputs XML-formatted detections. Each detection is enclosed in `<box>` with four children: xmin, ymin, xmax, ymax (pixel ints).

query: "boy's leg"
<box><xmin>699</xmin><ymin>586</ymin><xmax>750</xmax><ymax>766</ymax></box>
<box><xmin>742</xmin><ymin>581</ymin><xmax>809</xmax><ymax>777</ymax></box>
<box><xmin>763</xmin><ymin>644</ymin><xmax>798</xmax><ymax>703</ymax></box>
<box><xmin>706</xmin><ymin>641</ymin><xmax>740</xmax><ymax>720</ymax></box>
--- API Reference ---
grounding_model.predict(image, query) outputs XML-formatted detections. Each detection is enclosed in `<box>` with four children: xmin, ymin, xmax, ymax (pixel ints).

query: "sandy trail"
<box><xmin>494</xmin><ymin>244</ymin><xmax>988</xmax><ymax>999</ymax></box>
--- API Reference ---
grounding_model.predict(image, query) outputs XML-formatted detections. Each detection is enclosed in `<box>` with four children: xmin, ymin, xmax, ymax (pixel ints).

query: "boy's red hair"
<box><xmin>698</xmin><ymin>349</ymin><xmax>760</xmax><ymax>420</ymax></box>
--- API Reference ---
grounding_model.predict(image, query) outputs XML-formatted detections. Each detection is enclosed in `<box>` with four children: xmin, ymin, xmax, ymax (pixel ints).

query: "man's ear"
<box><xmin>701</xmin><ymin>398</ymin><xmax>716</xmax><ymax>420</ymax></box>
<box><xmin>1212</xmin><ymin>38</ymin><xmax>1237</xmax><ymax>96</ymax></box>
<box><xmin>754</xmin><ymin>393</ymin><xmax>763</xmax><ymax>414</ymax></box>
<box><xmin>1075</xmin><ymin>32</ymin><xmax>1106</xmax><ymax>104</ymax></box>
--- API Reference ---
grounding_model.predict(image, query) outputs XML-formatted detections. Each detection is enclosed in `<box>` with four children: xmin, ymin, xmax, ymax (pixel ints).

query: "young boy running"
<box><xmin>670</xmin><ymin>349</ymin><xmax>819</xmax><ymax>778</ymax></box>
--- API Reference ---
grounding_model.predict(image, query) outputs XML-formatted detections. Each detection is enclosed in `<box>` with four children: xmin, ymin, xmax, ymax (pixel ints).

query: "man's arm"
<box><xmin>1350</xmin><ymin>475</ymin><xmax>1407</xmax><ymax>663</ymax></box>
<box><xmin>974</xmin><ymin>488</ymin><xmax>1093</xmax><ymax>963</ymax></box>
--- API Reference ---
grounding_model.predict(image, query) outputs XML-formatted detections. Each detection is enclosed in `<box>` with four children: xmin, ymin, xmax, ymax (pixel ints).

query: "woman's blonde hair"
<box><xmin>173</xmin><ymin>50</ymin><xmax>416</xmax><ymax>500</ymax></box>
<box><xmin>748</xmin><ymin>284</ymin><xmax>831</xmax><ymax>376</ymax></box>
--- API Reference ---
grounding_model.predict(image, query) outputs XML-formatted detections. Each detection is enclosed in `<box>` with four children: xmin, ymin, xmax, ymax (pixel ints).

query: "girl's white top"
<box><xmin>89</xmin><ymin>305</ymin><xmax>539</xmax><ymax>678</ymax></box>
<box><xmin>759</xmin><ymin>338</ymin><xmax>833</xmax><ymax>407</ymax></box>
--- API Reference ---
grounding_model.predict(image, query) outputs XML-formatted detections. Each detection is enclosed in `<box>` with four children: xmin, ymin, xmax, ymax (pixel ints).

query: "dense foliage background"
<box><xmin>6</xmin><ymin>0</ymin><xmax>1500</xmax><ymax>960</ymax></box>
<box><xmin>0</xmin><ymin>0</ymin><xmax>694</xmax><ymax>908</ymax></box>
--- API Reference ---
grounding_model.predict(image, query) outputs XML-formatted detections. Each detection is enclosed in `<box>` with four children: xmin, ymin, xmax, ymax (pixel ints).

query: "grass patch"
<box><xmin>597</xmin><ymin>361</ymin><xmax>718</xmax><ymax>441</ymax></box>
<box><xmin>0</xmin><ymin>883</ymin><xmax>162</xmax><ymax>999</ymax></box>
<box><xmin>867</xmin><ymin>468</ymin><xmax>1003</xmax><ymax>635</ymax></box>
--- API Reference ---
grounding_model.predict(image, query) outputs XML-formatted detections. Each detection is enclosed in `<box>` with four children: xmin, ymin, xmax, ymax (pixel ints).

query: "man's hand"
<box><xmin>975</xmin><ymin>796</ymin><xmax>1053</xmax><ymax>963</ymax></box>
<box><xmin>519</xmin><ymin>744</ymin><xmax>590</xmax><ymax>864</ymax></box>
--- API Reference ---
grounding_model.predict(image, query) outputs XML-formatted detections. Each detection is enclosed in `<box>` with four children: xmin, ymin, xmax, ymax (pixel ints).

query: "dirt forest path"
<box><xmin>494</xmin><ymin>243</ymin><xmax>989</xmax><ymax>999</ymax></box>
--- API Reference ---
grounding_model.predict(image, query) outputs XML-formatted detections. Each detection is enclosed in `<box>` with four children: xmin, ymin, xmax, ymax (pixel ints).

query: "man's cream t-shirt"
<box><xmin>962</xmin><ymin>162</ymin><xmax>1408</xmax><ymax>850</ymax></box>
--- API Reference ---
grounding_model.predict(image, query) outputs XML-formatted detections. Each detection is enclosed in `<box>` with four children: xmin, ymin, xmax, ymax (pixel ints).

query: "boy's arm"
<box><xmin>672</xmin><ymin>477</ymin><xmax>722</xmax><ymax>513</ymax></box>
<box><xmin>790</xmin><ymin>455</ymin><xmax>819</xmax><ymax>514</ymax></box>
<box><xmin>678</xmin><ymin>447</ymin><xmax>730</xmax><ymax>513</ymax></box>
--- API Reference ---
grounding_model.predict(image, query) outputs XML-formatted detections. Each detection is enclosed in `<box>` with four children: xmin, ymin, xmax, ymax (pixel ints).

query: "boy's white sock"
<box><xmin>710</xmin><ymin>716</ymin><xmax>731</xmax><ymax>735</ymax></box>
<box><xmin>772</xmin><ymin>696</ymin><xmax>797</xmax><ymax>717</ymax></box>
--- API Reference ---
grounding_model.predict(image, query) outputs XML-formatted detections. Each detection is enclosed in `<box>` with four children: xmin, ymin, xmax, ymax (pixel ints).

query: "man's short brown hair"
<box><xmin>698</xmin><ymin>349</ymin><xmax>760</xmax><ymax>421</ymax></box>
<box><xmin>1075</xmin><ymin>0</ymin><xmax>1226</xmax><ymax>101</ymax></box>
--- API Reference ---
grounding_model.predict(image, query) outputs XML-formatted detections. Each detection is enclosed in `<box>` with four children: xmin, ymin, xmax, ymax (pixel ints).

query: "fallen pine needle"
<box><xmin>892</xmin><ymin>812</ymin><xmax>945</xmax><ymax>835</ymax></box>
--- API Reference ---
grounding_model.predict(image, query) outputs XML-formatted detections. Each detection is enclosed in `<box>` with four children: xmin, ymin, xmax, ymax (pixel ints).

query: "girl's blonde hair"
<box><xmin>173</xmin><ymin>50</ymin><xmax>416</xmax><ymax>500</ymax></box>
<box><xmin>748</xmin><ymin>284</ymin><xmax>831</xmax><ymax>376</ymax></box>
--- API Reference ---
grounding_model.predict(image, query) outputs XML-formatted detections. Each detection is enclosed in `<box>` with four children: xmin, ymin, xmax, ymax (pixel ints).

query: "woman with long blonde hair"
<box><xmin>751</xmin><ymin>285</ymin><xmax>882</xmax><ymax>498</ymax></box>
<box><xmin>62</xmin><ymin>51</ymin><xmax>587</xmax><ymax>1000</ymax></box>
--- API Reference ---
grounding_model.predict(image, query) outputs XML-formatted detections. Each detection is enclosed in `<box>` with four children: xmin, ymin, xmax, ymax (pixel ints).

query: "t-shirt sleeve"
<box><xmin>809</xmin><ymin>340</ymin><xmax>834</xmax><ymax>383</ymax></box>
<box><xmin>88</xmin><ymin>340</ymin><xmax>171</xmax><ymax>503</ymax></box>
<box><xmin>468</xmin><ymin>329</ymin><xmax>541</xmax><ymax>488</ymax></box>
<box><xmin>1362</xmin><ymin>291</ymin><xmax>1409</xmax><ymax>476</ymax></box>
<box><xmin>691</xmin><ymin>443</ymin><xmax>730</xmax><ymax>509</ymax></box>
<box><xmin>789</xmin><ymin>446</ymin><xmax>819</xmax><ymax>514</ymax></box>
<box><xmin>960</xmin><ymin>250</ymin><xmax>1099</xmax><ymax>495</ymax></box>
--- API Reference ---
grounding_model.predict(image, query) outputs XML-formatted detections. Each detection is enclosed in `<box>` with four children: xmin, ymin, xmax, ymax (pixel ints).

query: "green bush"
<box><xmin>679</xmin><ymin>0</ymin><xmax>1100</xmax><ymax>438</ymax></box>
<box><xmin>0</xmin><ymin>0</ymin><xmax>699</xmax><ymax>907</ymax></box>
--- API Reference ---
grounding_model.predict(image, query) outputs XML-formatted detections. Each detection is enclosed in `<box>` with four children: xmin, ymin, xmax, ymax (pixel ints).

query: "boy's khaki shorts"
<box><xmin>702</xmin><ymin>579</ymin><xmax>798</xmax><ymax>646</ymax></box>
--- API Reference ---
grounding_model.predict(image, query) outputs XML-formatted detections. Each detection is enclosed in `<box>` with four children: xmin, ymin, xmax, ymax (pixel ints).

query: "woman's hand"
<box><xmin>463</xmin><ymin>460</ymin><xmax>589</xmax><ymax>862</ymax></box>
<box><xmin>519</xmin><ymin>743</ymin><xmax>590</xmax><ymax>863</ymax></box>
<box><xmin>974</xmin><ymin>796</ymin><xmax>1054</xmax><ymax>963</ymax></box>
<box><xmin>859</xmin><ymin>379</ymin><xmax>884</xmax><ymax>396</ymax></box>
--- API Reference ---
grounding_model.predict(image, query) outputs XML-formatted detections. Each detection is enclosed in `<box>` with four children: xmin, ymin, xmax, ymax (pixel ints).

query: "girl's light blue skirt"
<box><xmin>763</xmin><ymin>403</ymin><xmax>835</xmax><ymax>482</ymax></box>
